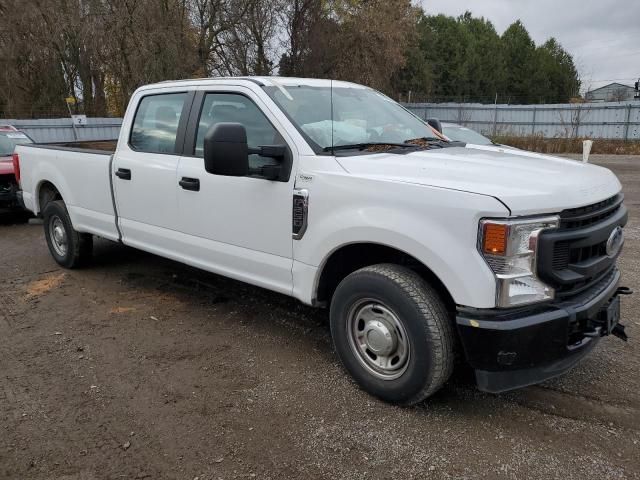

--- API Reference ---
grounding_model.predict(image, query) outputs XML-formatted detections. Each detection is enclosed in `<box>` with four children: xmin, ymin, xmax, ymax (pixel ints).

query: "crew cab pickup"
<box><xmin>15</xmin><ymin>77</ymin><xmax>630</xmax><ymax>405</ymax></box>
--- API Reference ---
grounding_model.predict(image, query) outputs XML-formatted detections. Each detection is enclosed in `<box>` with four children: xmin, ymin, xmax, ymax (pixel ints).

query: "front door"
<box><xmin>176</xmin><ymin>89</ymin><xmax>297</xmax><ymax>295</ymax></box>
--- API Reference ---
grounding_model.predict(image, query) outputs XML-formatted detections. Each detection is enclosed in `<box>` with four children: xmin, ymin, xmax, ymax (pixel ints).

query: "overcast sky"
<box><xmin>419</xmin><ymin>0</ymin><xmax>640</xmax><ymax>93</ymax></box>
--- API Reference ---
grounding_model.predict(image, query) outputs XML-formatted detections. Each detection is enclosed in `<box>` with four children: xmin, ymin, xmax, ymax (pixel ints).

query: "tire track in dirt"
<box><xmin>506</xmin><ymin>385</ymin><xmax>640</xmax><ymax>431</ymax></box>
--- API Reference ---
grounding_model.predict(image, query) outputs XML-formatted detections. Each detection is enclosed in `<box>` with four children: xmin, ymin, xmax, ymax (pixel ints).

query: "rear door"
<box><xmin>175</xmin><ymin>86</ymin><xmax>298</xmax><ymax>295</ymax></box>
<box><xmin>113</xmin><ymin>90</ymin><xmax>194</xmax><ymax>253</ymax></box>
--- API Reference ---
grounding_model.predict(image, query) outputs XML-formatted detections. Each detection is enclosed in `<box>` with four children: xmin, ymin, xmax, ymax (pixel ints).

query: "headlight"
<box><xmin>479</xmin><ymin>216</ymin><xmax>559</xmax><ymax>308</ymax></box>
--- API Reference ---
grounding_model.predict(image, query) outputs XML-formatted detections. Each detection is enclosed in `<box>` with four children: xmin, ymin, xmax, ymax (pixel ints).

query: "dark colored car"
<box><xmin>0</xmin><ymin>125</ymin><xmax>34</xmax><ymax>214</ymax></box>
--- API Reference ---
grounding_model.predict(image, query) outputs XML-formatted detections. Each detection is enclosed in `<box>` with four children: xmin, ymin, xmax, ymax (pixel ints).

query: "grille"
<box><xmin>569</xmin><ymin>241</ymin><xmax>607</xmax><ymax>264</ymax></box>
<box><xmin>555</xmin><ymin>265</ymin><xmax>614</xmax><ymax>298</ymax></box>
<box><xmin>551</xmin><ymin>239</ymin><xmax>609</xmax><ymax>272</ymax></box>
<box><xmin>559</xmin><ymin>194</ymin><xmax>623</xmax><ymax>229</ymax></box>
<box><xmin>555</xmin><ymin>194</ymin><xmax>622</xmax><ymax>273</ymax></box>
<box><xmin>552</xmin><ymin>241</ymin><xmax>570</xmax><ymax>270</ymax></box>
<box><xmin>538</xmin><ymin>194</ymin><xmax>627</xmax><ymax>299</ymax></box>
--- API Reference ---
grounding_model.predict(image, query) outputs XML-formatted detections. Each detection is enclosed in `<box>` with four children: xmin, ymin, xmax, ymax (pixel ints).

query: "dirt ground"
<box><xmin>1</xmin><ymin>154</ymin><xmax>639</xmax><ymax>480</ymax></box>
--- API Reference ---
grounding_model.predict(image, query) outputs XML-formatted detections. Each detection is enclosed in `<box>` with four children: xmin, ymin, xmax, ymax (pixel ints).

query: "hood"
<box><xmin>0</xmin><ymin>155</ymin><xmax>14</xmax><ymax>176</ymax></box>
<box><xmin>336</xmin><ymin>146</ymin><xmax>621</xmax><ymax>215</ymax></box>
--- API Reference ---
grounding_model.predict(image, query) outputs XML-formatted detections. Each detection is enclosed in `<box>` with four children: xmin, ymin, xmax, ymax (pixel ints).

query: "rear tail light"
<box><xmin>12</xmin><ymin>152</ymin><xmax>20</xmax><ymax>183</ymax></box>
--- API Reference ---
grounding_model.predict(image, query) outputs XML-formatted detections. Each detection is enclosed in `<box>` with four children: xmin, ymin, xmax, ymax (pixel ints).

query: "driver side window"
<box><xmin>195</xmin><ymin>93</ymin><xmax>284</xmax><ymax>169</ymax></box>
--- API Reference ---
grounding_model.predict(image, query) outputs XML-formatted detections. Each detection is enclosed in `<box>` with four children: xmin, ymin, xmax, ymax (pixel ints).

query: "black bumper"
<box><xmin>0</xmin><ymin>175</ymin><xmax>19</xmax><ymax>210</ymax></box>
<box><xmin>457</xmin><ymin>269</ymin><xmax>627</xmax><ymax>393</ymax></box>
<box><xmin>16</xmin><ymin>190</ymin><xmax>25</xmax><ymax>209</ymax></box>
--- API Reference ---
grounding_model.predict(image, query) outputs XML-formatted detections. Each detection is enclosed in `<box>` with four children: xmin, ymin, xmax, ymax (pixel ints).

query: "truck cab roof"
<box><xmin>148</xmin><ymin>76</ymin><xmax>368</xmax><ymax>91</ymax></box>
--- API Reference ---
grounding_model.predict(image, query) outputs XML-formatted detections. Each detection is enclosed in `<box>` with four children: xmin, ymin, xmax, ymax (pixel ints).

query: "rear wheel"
<box><xmin>330</xmin><ymin>264</ymin><xmax>455</xmax><ymax>405</ymax></box>
<box><xmin>43</xmin><ymin>200</ymin><xmax>92</xmax><ymax>268</ymax></box>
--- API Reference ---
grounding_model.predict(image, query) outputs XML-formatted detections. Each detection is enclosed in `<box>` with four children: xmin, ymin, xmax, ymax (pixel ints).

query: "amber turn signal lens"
<box><xmin>483</xmin><ymin>223</ymin><xmax>508</xmax><ymax>255</ymax></box>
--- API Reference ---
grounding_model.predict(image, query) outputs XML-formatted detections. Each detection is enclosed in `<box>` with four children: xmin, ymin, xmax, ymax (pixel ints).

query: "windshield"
<box><xmin>264</xmin><ymin>85</ymin><xmax>444</xmax><ymax>152</ymax></box>
<box><xmin>442</xmin><ymin>125</ymin><xmax>492</xmax><ymax>145</ymax></box>
<box><xmin>0</xmin><ymin>132</ymin><xmax>33</xmax><ymax>156</ymax></box>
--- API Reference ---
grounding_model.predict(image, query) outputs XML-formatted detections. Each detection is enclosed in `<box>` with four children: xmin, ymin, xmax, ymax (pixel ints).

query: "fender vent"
<box><xmin>293</xmin><ymin>189</ymin><xmax>309</xmax><ymax>240</ymax></box>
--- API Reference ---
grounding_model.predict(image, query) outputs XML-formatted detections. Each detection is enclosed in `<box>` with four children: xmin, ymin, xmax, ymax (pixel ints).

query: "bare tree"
<box><xmin>0</xmin><ymin>0</ymin><xmax>70</xmax><ymax>117</ymax></box>
<box><xmin>278</xmin><ymin>0</ymin><xmax>325</xmax><ymax>76</ymax></box>
<box><xmin>557</xmin><ymin>103</ymin><xmax>592</xmax><ymax>139</ymax></box>
<box><xmin>0</xmin><ymin>0</ymin><xmax>421</xmax><ymax>117</ymax></box>
<box><xmin>610</xmin><ymin>86</ymin><xmax>631</xmax><ymax>103</ymax></box>
<box><xmin>224</xmin><ymin>0</ymin><xmax>282</xmax><ymax>75</ymax></box>
<box><xmin>278</xmin><ymin>0</ymin><xmax>418</xmax><ymax>91</ymax></box>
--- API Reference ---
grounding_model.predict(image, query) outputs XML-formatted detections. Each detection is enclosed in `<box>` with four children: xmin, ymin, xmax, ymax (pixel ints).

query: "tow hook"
<box><xmin>612</xmin><ymin>287</ymin><xmax>633</xmax><ymax>342</ymax></box>
<box><xmin>612</xmin><ymin>324</ymin><xmax>628</xmax><ymax>342</ymax></box>
<box><xmin>584</xmin><ymin>287</ymin><xmax>633</xmax><ymax>341</ymax></box>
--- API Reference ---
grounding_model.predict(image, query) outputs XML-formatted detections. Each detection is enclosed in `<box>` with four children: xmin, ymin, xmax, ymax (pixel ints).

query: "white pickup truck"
<box><xmin>15</xmin><ymin>77</ymin><xmax>630</xmax><ymax>405</ymax></box>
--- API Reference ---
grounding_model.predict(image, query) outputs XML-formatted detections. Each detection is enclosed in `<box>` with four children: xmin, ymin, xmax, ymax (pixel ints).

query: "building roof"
<box><xmin>586</xmin><ymin>82</ymin><xmax>634</xmax><ymax>94</ymax></box>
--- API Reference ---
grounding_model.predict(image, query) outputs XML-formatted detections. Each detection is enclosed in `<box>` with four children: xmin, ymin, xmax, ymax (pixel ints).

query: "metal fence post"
<box><xmin>65</xmin><ymin>102</ymin><xmax>79</xmax><ymax>141</ymax></box>
<box><xmin>531</xmin><ymin>107</ymin><xmax>537</xmax><ymax>136</ymax></box>
<box><xmin>492</xmin><ymin>93</ymin><xmax>498</xmax><ymax>137</ymax></box>
<box><xmin>623</xmin><ymin>104</ymin><xmax>632</xmax><ymax>141</ymax></box>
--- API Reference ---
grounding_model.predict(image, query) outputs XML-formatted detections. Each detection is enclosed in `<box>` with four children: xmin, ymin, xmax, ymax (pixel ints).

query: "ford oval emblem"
<box><xmin>606</xmin><ymin>226</ymin><xmax>624</xmax><ymax>258</ymax></box>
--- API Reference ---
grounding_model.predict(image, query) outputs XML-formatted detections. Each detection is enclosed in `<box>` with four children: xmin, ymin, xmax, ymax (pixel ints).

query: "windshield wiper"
<box><xmin>323</xmin><ymin>142</ymin><xmax>419</xmax><ymax>152</ymax></box>
<box><xmin>404</xmin><ymin>137</ymin><xmax>464</xmax><ymax>149</ymax></box>
<box><xmin>406</xmin><ymin>137</ymin><xmax>444</xmax><ymax>142</ymax></box>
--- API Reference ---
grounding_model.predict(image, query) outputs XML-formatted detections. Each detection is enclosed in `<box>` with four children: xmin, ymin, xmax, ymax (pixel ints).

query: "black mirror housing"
<box><xmin>254</xmin><ymin>145</ymin><xmax>286</xmax><ymax>158</ymax></box>
<box><xmin>426</xmin><ymin>118</ymin><xmax>443</xmax><ymax>134</ymax></box>
<box><xmin>204</xmin><ymin>123</ymin><xmax>249</xmax><ymax>176</ymax></box>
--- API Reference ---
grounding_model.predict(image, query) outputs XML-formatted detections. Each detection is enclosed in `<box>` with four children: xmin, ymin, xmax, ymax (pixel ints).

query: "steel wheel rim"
<box><xmin>49</xmin><ymin>216</ymin><xmax>68</xmax><ymax>257</ymax></box>
<box><xmin>347</xmin><ymin>299</ymin><xmax>410</xmax><ymax>380</ymax></box>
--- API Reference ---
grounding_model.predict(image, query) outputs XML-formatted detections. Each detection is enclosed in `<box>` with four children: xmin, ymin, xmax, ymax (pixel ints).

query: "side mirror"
<box><xmin>252</xmin><ymin>145</ymin><xmax>286</xmax><ymax>158</ymax></box>
<box><xmin>426</xmin><ymin>118</ymin><xmax>443</xmax><ymax>134</ymax></box>
<box><xmin>204</xmin><ymin>123</ymin><xmax>249</xmax><ymax>176</ymax></box>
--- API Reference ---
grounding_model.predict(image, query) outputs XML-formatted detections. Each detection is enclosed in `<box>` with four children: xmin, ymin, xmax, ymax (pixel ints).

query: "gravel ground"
<box><xmin>1</xmin><ymin>154</ymin><xmax>639</xmax><ymax>480</ymax></box>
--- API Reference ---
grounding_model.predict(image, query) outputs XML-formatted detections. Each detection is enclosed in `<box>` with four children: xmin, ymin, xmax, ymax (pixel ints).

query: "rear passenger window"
<box><xmin>195</xmin><ymin>93</ymin><xmax>284</xmax><ymax>169</ymax></box>
<box><xmin>130</xmin><ymin>93</ymin><xmax>187</xmax><ymax>154</ymax></box>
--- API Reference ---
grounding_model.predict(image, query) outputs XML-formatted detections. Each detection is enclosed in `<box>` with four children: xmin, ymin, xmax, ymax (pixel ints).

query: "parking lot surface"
<box><xmin>1</xmin><ymin>154</ymin><xmax>639</xmax><ymax>480</ymax></box>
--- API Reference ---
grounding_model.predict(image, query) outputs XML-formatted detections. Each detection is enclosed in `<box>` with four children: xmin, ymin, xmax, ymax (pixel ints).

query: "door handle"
<box><xmin>115</xmin><ymin>168</ymin><xmax>131</xmax><ymax>180</ymax></box>
<box><xmin>179</xmin><ymin>177</ymin><xmax>200</xmax><ymax>191</ymax></box>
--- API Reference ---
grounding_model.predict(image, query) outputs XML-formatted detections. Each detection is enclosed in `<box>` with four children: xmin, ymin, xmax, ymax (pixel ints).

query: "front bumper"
<box><xmin>456</xmin><ymin>268</ymin><xmax>628</xmax><ymax>393</ymax></box>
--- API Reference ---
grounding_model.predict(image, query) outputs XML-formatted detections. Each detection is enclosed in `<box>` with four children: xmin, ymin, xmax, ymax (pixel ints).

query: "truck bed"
<box><xmin>16</xmin><ymin>142</ymin><xmax>119</xmax><ymax>242</ymax></box>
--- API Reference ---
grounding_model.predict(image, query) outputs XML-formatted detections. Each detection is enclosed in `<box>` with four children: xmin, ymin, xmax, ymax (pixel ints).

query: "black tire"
<box><xmin>330</xmin><ymin>264</ymin><xmax>455</xmax><ymax>405</ymax></box>
<box><xmin>42</xmin><ymin>200</ymin><xmax>93</xmax><ymax>268</ymax></box>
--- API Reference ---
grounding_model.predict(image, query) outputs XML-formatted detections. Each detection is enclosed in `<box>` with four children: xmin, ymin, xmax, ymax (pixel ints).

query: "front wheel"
<box><xmin>330</xmin><ymin>264</ymin><xmax>455</xmax><ymax>405</ymax></box>
<box><xmin>43</xmin><ymin>200</ymin><xmax>93</xmax><ymax>268</ymax></box>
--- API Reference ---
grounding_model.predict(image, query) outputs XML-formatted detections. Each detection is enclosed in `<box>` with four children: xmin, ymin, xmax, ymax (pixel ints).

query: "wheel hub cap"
<box><xmin>49</xmin><ymin>216</ymin><xmax>68</xmax><ymax>257</ymax></box>
<box><xmin>364</xmin><ymin>320</ymin><xmax>396</xmax><ymax>355</ymax></box>
<box><xmin>348</xmin><ymin>301</ymin><xmax>410</xmax><ymax>380</ymax></box>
